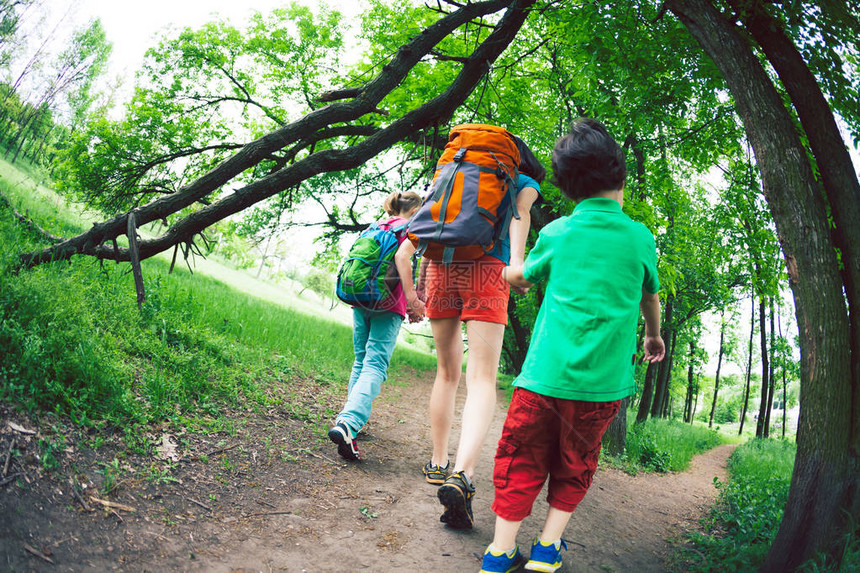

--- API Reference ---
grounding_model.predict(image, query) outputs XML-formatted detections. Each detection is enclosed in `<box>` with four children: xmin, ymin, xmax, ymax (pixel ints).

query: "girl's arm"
<box><xmin>395</xmin><ymin>240</ymin><xmax>425</xmax><ymax>321</ymax></box>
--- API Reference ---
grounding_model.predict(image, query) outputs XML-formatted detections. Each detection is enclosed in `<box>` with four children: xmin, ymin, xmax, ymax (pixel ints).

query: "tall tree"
<box><xmin>667</xmin><ymin>0</ymin><xmax>857</xmax><ymax>568</ymax></box>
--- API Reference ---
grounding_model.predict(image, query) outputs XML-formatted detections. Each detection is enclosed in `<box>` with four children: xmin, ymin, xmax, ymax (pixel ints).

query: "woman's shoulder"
<box><xmin>517</xmin><ymin>173</ymin><xmax>541</xmax><ymax>192</ymax></box>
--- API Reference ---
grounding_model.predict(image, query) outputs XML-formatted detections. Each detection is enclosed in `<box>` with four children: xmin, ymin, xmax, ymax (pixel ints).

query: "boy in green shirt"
<box><xmin>480</xmin><ymin>118</ymin><xmax>665</xmax><ymax>573</ymax></box>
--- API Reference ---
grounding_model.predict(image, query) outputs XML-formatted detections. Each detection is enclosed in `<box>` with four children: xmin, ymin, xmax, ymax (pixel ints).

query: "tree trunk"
<box><xmin>691</xmin><ymin>375</ymin><xmax>699</xmax><ymax>425</ymax></box>
<box><xmin>764</xmin><ymin>296</ymin><xmax>776</xmax><ymax>437</ymax></box>
<box><xmin>659</xmin><ymin>331</ymin><xmax>677</xmax><ymax>418</ymax></box>
<box><xmin>756</xmin><ymin>293</ymin><xmax>769</xmax><ymax>437</ymax></box>
<box><xmin>635</xmin><ymin>361</ymin><xmax>658</xmax><ymax>424</ymax></box>
<box><xmin>739</xmin><ymin>291</ymin><xmax>755</xmax><ymax>435</ymax></box>
<box><xmin>684</xmin><ymin>341</ymin><xmax>695</xmax><ymax>423</ymax></box>
<box><xmin>668</xmin><ymin>0</ymin><xmax>856</xmax><ymax>569</ymax></box>
<box><xmin>709</xmin><ymin>311</ymin><xmax>726</xmax><ymax>428</ymax></box>
<box><xmin>779</xmin><ymin>309</ymin><xmax>787</xmax><ymax>439</ymax></box>
<box><xmin>739</xmin><ymin>2</ymin><xmax>860</xmax><ymax>453</ymax></box>
<box><xmin>505</xmin><ymin>295</ymin><xmax>530</xmax><ymax>375</ymax></box>
<box><xmin>602</xmin><ymin>397</ymin><xmax>628</xmax><ymax>456</ymax></box>
<box><xmin>650</xmin><ymin>296</ymin><xmax>674</xmax><ymax>418</ymax></box>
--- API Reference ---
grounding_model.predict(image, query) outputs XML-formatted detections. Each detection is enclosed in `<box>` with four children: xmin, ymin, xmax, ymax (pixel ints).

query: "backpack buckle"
<box><xmin>453</xmin><ymin>148</ymin><xmax>467</xmax><ymax>162</ymax></box>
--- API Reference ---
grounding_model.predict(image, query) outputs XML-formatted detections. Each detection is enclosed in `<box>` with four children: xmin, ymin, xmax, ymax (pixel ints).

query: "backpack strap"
<box><xmin>431</xmin><ymin>154</ymin><xmax>465</xmax><ymax>242</ymax></box>
<box><xmin>489</xmin><ymin>151</ymin><xmax>521</xmax><ymax>223</ymax></box>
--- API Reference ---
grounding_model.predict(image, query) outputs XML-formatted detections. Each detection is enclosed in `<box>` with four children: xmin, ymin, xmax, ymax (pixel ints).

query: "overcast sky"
<box><xmin>34</xmin><ymin>0</ymin><xmax>365</xmax><ymax>89</ymax></box>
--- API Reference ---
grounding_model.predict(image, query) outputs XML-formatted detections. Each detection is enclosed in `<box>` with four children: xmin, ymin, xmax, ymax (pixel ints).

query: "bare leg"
<box><xmin>490</xmin><ymin>515</ymin><xmax>523</xmax><ymax>552</ymax></box>
<box><xmin>539</xmin><ymin>506</ymin><xmax>574</xmax><ymax>542</ymax></box>
<box><xmin>453</xmin><ymin>320</ymin><xmax>505</xmax><ymax>479</ymax></box>
<box><xmin>428</xmin><ymin>316</ymin><xmax>463</xmax><ymax>466</ymax></box>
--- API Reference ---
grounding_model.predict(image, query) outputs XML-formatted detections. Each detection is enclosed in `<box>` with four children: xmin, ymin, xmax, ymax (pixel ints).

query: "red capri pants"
<box><xmin>491</xmin><ymin>387</ymin><xmax>621</xmax><ymax>521</ymax></box>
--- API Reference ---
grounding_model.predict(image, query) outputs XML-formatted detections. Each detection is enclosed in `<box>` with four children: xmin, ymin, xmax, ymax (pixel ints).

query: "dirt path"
<box><xmin>1</xmin><ymin>370</ymin><xmax>733</xmax><ymax>572</ymax></box>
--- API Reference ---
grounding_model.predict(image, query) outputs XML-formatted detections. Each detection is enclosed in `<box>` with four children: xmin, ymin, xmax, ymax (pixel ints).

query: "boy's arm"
<box><xmin>395</xmin><ymin>240</ymin><xmax>425</xmax><ymax>322</ymax></box>
<box><xmin>640</xmin><ymin>288</ymin><xmax>665</xmax><ymax>363</ymax></box>
<box><xmin>507</xmin><ymin>185</ymin><xmax>540</xmax><ymax>294</ymax></box>
<box><xmin>502</xmin><ymin>265</ymin><xmax>533</xmax><ymax>289</ymax></box>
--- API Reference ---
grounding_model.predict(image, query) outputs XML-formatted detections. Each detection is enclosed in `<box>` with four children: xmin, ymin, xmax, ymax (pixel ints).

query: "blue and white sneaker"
<box><xmin>480</xmin><ymin>545</ymin><xmax>525</xmax><ymax>572</ymax></box>
<box><xmin>525</xmin><ymin>538</ymin><xmax>567</xmax><ymax>572</ymax></box>
<box><xmin>328</xmin><ymin>422</ymin><xmax>360</xmax><ymax>461</ymax></box>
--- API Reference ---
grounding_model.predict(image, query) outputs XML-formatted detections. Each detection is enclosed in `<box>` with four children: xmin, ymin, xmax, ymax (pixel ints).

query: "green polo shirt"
<box><xmin>514</xmin><ymin>197</ymin><xmax>660</xmax><ymax>401</ymax></box>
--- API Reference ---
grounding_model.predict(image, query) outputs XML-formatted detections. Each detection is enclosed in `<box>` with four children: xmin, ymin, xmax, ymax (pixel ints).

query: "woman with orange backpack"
<box><xmin>394</xmin><ymin>125</ymin><xmax>546</xmax><ymax>529</ymax></box>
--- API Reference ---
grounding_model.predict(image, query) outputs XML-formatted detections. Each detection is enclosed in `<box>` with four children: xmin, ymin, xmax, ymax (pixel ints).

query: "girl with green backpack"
<box><xmin>328</xmin><ymin>190</ymin><xmax>423</xmax><ymax>461</ymax></box>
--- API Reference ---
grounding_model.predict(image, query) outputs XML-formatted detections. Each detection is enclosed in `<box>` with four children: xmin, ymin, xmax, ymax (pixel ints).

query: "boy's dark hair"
<box><xmin>512</xmin><ymin>135</ymin><xmax>547</xmax><ymax>184</ymax></box>
<box><xmin>551</xmin><ymin>117</ymin><xmax>626</xmax><ymax>201</ymax></box>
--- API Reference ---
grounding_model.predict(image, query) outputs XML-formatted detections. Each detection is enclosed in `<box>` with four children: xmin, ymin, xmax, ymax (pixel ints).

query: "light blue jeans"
<box><xmin>336</xmin><ymin>307</ymin><xmax>402</xmax><ymax>433</ymax></box>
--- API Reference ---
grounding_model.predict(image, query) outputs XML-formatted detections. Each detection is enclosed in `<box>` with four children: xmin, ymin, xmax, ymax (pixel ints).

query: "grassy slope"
<box><xmin>0</xmin><ymin>159</ymin><xmax>435</xmax><ymax>432</ymax></box>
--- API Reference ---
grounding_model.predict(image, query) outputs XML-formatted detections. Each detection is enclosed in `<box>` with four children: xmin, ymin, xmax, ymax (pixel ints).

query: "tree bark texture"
<box><xmin>668</xmin><ymin>0</ymin><xmax>856</xmax><ymax>569</ymax></box>
<box><xmin>19</xmin><ymin>0</ymin><xmax>535</xmax><ymax>269</ymax></box>
<box><xmin>602</xmin><ymin>397</ymin><xmax>628</xmax><ymax>456</ymax></box>
<box><xmin>635</xmin><ymin>361</ymin><xmax>658</xmax><ymax>424</ymax></box>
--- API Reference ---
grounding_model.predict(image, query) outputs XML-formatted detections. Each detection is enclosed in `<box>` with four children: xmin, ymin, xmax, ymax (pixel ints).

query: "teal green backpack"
<box><xmin>335</xmin><ymin>220</ymin><xmax>408</xmax><ymax>309</ymax></box>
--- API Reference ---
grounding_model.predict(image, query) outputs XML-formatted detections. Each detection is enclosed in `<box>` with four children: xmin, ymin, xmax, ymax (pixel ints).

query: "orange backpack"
<box><xmin>408</xmin><ymin>124</ymin><xmax>521</xmax><ymax>264</ymax></box>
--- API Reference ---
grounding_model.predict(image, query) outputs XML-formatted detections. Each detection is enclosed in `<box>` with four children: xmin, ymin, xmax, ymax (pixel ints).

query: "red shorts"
<box><xmin>424</xmin><ymin>255</ymin><xmax>509</xmax><ymax>324</ymax></box>
<box><xmin>491</xmin><ymin>388</ymin><xmax>621</xmax><ymax>521</ymax></box>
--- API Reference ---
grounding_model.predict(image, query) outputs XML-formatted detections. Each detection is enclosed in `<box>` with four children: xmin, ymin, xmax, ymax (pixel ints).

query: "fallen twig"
<box><xmin>187</xmin><ymin>498</ymin><xmax>212</xmax><ymax>511</ymax></box>
<box><xmin>69</xmin><ymin>478</ymin><xmax>92</xmax><ymax>512</ymax></box>
<box><xmin>245</xmin><ymin>511</ymin><xmax>293</xmax><ymax>517</ymax></box>
<box><xmin>3</xmin><ymin>438</ymin><xmax>15</xmax><ymax>477</ymax></box>
<box><xmin>23</xmin><ymin>543</ymin><xmax>54</xmax><ymax>564</ymax></box>
<box><xmin>0</xmin><ymin>473</ymin><xmax>22</xmax><ymax>488</ymax></box>
<box><xmin>206</xmin><ymin>444</ymin><xmax>239</xmax><ymax>456</ymax></box>
<box><xmin>8</xmin><ymin>422</ymin><xmax>35</xmax><ymax>435</ymax></box>
<box><xmin>256</xmin><ymin>499</ymin><xmax>277</xmax><ymax>509</ymax></box>
<box><xmin>89</xmin><ymin>496</ymin><xmax>136</xmax><ymax>513</ymax></box>
<box><xmin>304</xmin><ymin>449</ymin><xmax>340</xmax><ymax>465</ymax></box>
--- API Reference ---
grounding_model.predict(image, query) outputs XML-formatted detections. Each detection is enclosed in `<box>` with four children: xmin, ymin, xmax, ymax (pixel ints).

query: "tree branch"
<box><xmin>19</xmin><ymin>0</ymin><xmax>533</xmax><ymax>268</ymax></box>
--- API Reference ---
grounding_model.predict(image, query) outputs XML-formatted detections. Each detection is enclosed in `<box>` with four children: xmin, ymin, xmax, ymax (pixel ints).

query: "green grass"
<box><xmin>620</xmin><ymin>417</ymin><xmax>729</xmax><ymax>473</ymax></box>
<box><xmin>0</xmin><ymin>158</ymin><xmax>435</xmax><ymax>441</ymax></box>
<box><xmin>684</xmin><ymin>438</ymin><xmax>796</xmax><ymax>572</ymax></box>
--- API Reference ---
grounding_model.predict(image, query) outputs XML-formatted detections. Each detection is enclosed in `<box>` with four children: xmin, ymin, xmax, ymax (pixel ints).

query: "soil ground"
<box><xmin>1</xmin><ymin>369</ymin><xmax>734</xmax><ymax>572</ymax></box>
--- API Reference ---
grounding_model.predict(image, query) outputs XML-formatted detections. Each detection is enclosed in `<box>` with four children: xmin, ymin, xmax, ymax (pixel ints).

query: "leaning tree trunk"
<box><xmin>738</xmin><ymin>0</ymin><xmax>860</xmax><ymax>514</ymax></box>
<box><xmin>739</xmin><ymin>291</ymin><xmax>755</xmax><ymax>435</ymax></box>
<box><xmin>708</xmin><ymin>312</ymin><xmax>726</xmax><ymax>428</ymax></box>
<box><xmin>756</xmin><ymin>294</ymin><xmax>769</xmax><ymax>437</ymax></box>
<box><xmin>684</xmin><ymin>341</ymin><xmax>696</xmax><ymax>423</ymax></box>
<box><xmin>658</xmin><ymin>331</ymin><xmax>677</xmax><ymax>418</ymax></box>
<box><xmin>764</xmin><ymin>296</ymin><xmax>776</xmax><ymax>437</ymax></box>
<box><xmin>668</xmin><ymin>0</ymin><xmax>856</xmax><ymax>570</ymax></box>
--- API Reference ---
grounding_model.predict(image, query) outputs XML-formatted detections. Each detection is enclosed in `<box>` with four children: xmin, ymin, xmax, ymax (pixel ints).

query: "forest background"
<box><xmin>1</xmin><ymin>0</ymin><xmax>858</xmax><ymax>571</ymax></box>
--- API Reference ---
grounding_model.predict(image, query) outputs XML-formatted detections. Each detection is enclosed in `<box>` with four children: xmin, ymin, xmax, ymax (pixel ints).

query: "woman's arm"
<box><xmin>507</xmin><ymin>186</ymin><xmax>539</xmax><ymax>268</ymax></box>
